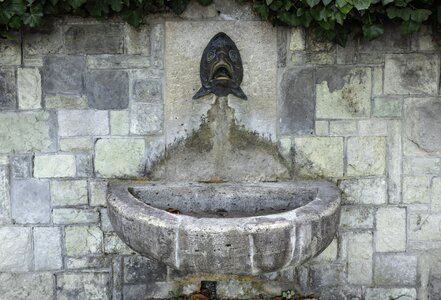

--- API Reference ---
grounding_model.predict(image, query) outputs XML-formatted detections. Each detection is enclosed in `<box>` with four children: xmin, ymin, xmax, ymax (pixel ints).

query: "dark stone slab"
<box><xmin>64</xmin><ymin>24</ymin><xmax>123</xmax><ymax>54</ymax></box>
<box><xmin>10</xmin><ymin>156</ymin><xmax>32</xmax><ymax>178</ymax></box>
<box><xmin>279</xmin><ymin>67</ymin><xmax>315</xmax><ymax>135</ymax></box>
<box><xmin>0</xmin><ymin>69</ymin><xmax>16</xmax><ymax>110</ymax></box>
<box><xmin>132</xmin><ymin>79</ymin><xmax>162</xmax><ymax>104</ymax></box>
<box><xmin>87</xmin><ymin>70</ymin><xmax>129</xmax><ymax>110</ymax></box>
<box><xmin>11</xmin><ymin>179</ymin><xmax>50</xmax><ymax>224</ymax></box>
<box><xmin>123</xmin><ymin>256</ymin><xmax>167</xmax><ymax>284</ymax></box>
<box><xmin>42</xmin><ymin>56</ymin><xmax>85</xmax><ymax>95</ymax></box>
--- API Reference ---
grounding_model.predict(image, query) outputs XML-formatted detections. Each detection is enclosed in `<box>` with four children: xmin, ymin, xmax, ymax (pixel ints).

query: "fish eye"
<box><xmin>229</xmin><ymin>50</ymin><xmax>239</xmax><ymax>62</ymax></box>
<box><xmin>207</xmin><ymin>49</ymin><xmax>216</xmax><ymax>63</ymax></box>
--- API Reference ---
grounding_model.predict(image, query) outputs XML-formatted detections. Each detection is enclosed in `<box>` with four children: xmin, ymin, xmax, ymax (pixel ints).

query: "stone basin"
<box><xmin>107</xmin><ymin>180</ymin><xmax>341</xmax><ymax>275</ymax></box>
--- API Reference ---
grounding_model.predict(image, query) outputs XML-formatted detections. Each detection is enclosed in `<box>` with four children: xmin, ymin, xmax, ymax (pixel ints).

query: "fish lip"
<box><xmin>210</xmin><ymin>60</ymin><xmax>233</xmax><ymax>81</ymax></box>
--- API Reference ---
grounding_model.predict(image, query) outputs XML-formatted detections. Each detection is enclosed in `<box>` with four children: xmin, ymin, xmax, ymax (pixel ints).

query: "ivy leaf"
<box><xmin>49</xmin><ymin>0</ymin><xmax>59</xmax><ymax>5</ymax></box>
<box><xmin>310</xmin><ymin>5</ymin><xmax>327</xmax><ymax>21</ymax></box>
<box><xmin>394</xmin><ymin>0</ymin><xmax>407</xmax><ymax>7</ymax></box>
<box><xmin>305</xmin><ymin>0</ymin><xmax>320</xmax><ymax>8</ymax></box>
<box><xmin>23</xmin><ymin>11</ymin><xmax>43</xmax><ymax>27</ymax></box>
<box><xmin>68</xmin><ymin>0</ymin><xmax>87</xmax><ymax>10</ymax></box>
<box><xmin>266</xmin><ymin>0</ymin><xmax>273</xmax><ymax>5</ymax></box>
<box><xmin>410</xmin><ymin>9</ymin><xmax>431</xmax><ymax>23</ymax></box>
<box><xmin>381</xmin><ymin>0</ymin><xmax>394</xmax><ymax>4</ymax></box>
<box><xmin>10</xmin><ymin>0</ymin><xmax>26</xmax><ymax>15</ymax></box>
<box><xmin>401</xmin><ymin>19</ymin><xmax>420</xmax><ymax>33</ymax></box>
<box><xmin>362</xmin><ymin>23</ymin><xmax>384</xmax><ymax>40</ymax></box>
<box><xmin>322</xmin><ymin>0</ymin><xmax>332</xmax><ymax>5</ymax></box>
<box><xmin>254</xmin><ymin>2</ymin><xmax>269</xmax><ymax>19</ymax></box>
<box><xmin>8</xmin><ymin>15</ymin><xmax>22</xmax><ymax>28</ymax></box>
<box><xmin>109</xmin><ymin>0</ymin><xmax>123</xmax><ymax>12</ymax></box>
<box><xmin>353</xmin><ymin>0</ymin><xmax>371</xmax><ymax>10</ymax></box>
<box><xmin>122</xmin><ymin>8</ymin><xmax>143</xmax><ymax>27</ymax></box>
<box><xmin>0</xmin><ymin>10</ymin><xmax>12</xmax><ymax>24</ymax></box>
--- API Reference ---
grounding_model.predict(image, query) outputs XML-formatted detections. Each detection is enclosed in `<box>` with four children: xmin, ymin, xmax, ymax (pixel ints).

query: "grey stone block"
<box><xmin>86</xmin><ymin>70</ymin><xmax>129</xmax><ymax>109</ymax></box>
<box><xmin>365</xmin><ymin>288</ymin><xmax>417</xmax><ymax>300</ymax></box>
<box><xmin>279</xmin><ymin>67</ymin><xmax>315</xmax><ymax>135</ymax></box>
<box><xmin>0</xmin><ymin>69</ymin><xmax>16</xmax><ymax>110</ymax></box>
<box><xmin>65</xmin><ymin>225</ymin><xmax>103</xmax><ymax>256</ymax></box>
<box><xmin>64</xmin><ymin>24</ymin><xmax>123</xmax><ymax>54</ymax></box>
<box><xmin>431</xmin><ymin>275</ymin><xmax>441</xmax><ymax>299</ymax></box>
<box><xmin>374</xmin><ymin>254</ymin><xmax>417</xmax><ymax>286</ymax></box>
<box><xmin>43</xmin><ymin>56</ymin><xmax>85</xmax><ymax>94</ymax></box>
<box><xmin>10</xmin><ymin>156</ymin><xmax>32</xmax><ymax>178</ymax></box>
<box><xmin>33</xmin><ymin>227</ymin><xmax>62</xmax><ymax>270</ymax></box>
<box><xmin>53</xmin><ymin>208</ymin><xmax>99</xmax><ymax>225</ymax></box>
<box><xmin>0</xmin><ymin>227</ymin><xmax>32</xmax><ymax>271</ymax></box>
<box><xmin>76</xmin><ymin>153</ymin><xmax>93</xmax><ymax>177</ymax></box>
<box><xmin>65</xmin><ymin>256</ymin><xmax>112</xmax><ymax>270</ymax></box>
<box><xmin>0</xmin><ymin>273</ymin><xmax>55</xmax><ymax>299</ymax></box>
<box><xmin>58</xmin><ymin>110</ymin><xmax>109</xmax><ymax>137</ymax></box>
<box><xmin>11</xmin><ymin>179</ymin><xmax>50</xmax><ymax>224</ymax></box>
<box><xmin>130</xmin><ymin>103</ymin><xmax>163</xmax><ymax>135</ymax></box>
<box><xmin>0</xmin><ymin>165</ymin><xmax>10</xmax><ymax>225</ymax></box>
<box><xmin>132</xmin><ymin>79</ymin><xmax>162</xmax><ymax>103</ymax></box>
<box><xmin>124</xmin><ymin>256</ymin><xmax>167</xmax><ymax>284</ymax></box>
<box><xmin>23</xmin><ymin>24</ymin><xmax>63</xmax><ymax>57</ymax></box>
<box><xmin>57</xmin><ymin>273</ymin><xmax>110</xmax><ymax>300</ymax></box>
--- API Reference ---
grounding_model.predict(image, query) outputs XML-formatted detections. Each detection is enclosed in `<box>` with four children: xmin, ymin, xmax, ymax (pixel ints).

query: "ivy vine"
<box><xmin>0</xmin><ymin>0</ymin><xmax>438</xmax><ymax>46</ymax></box>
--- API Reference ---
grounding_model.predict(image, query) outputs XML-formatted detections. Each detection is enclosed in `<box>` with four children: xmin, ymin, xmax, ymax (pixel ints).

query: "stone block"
<box><xmin>10</xmin><ymin>156</ymin><xmax>32</xmax><ymax>179</ymax></box>
<box><xmin>45</xmin><ymin>95</ymin><xmax>88</xmax><ymax>109</ymax></box>
<box><xmin>388</xmin><ymin>120</ymin><xmax>402</xmax><ymax>204</ymax></box>
<box><xmin>316</xmin><ymin>67</ymin><xmax>371</xmax><ymax>119</ymax></box>
<box><xmin>132</xmin><ymin>79</ymin><xmax>162</xmax><ymax>104</ymax></box>
<box><xmin>60</xmin><ymin>137</ymin><xmax>93</xmax><ymax>152</ymax></box>
<box><xmin>58</xmin><ymin>110</ymin><xmax>109</xmax><ymax>137</ymax></box>
<box><xmin>87</xmin><ymin>70</ymin><xmax>129</xmax><ymax>109</ymax></box>
<box><xmin>313</xmin><ymin>238</ymin><xmax>337</xmax><ymax>263</ymax></box>
<box><xmin>279</xmin><ymin>67</ymin><xmax>315</xmax><ymax>135</ymax></box>
<box><xmin>372</xmin><ymin>67</ymin><xmax>383</xmax><ymax>96</ymax></box>
<box><xmin>64</xmin><ymin>24</ymin><xmax>123</xmax><ymax>54</ymax></box>
<box><xmin>293</xmin><ymin>137</ymin><xmax>344</xmax><ymax>178</ymax></box>
<box><xmin>110</xmin><ymin>110</ymin><xmax>129</xmax><ymax>135</ymax></box>
<box><xmin>347</xmin><ymin>136</ymin><xmax>386</xmax><ymax>176</ymax></box>
<box><xmin>373</xmin><ymin>97</ymin><xmax>402</xmax><ymax>118</ymax></box>
<box><xmin>290</xmin><ymin>28</ymin><xmax>305</xmax><ymax>51</ymax></box>
<box><xmin>0</xmin><ymin>38</ymin><xmax>21</xmax><ymax>65</ymax></box>
<box><xmin>180</xmin><ymin>1</ymin><xmax>217</xmax><ymax>19</ymax></box>
<box><xmin>358</xmin><ymin>119</ymin><xmax>388</xmax><ymax>136</ymax></box>
<box><xmin>17</xmin><ymin>68</ymin><xmax>41</xmax><ymax>109</ymax></box>
<box><xmin>0</xmin><ymin>273</ymin><xmax>54</xmax><ymax>299</ymax></box>
<box><xmin>87</xmin><ymin>55</ymin><xmax>150</xmax><ymax>69</ymax></box>
<box><xmin>0</xmin><ymin>165</ymin><xmax>10</xmax><ymax>224</ymax></box>
<box><xmin>375</xmin><ymin>207</ymin><xmax>406</xmax><ymax>252</ymax></box>
<box><xmin>365</xmin><ymin>288</ymin><xmax>417</xmax><ymax>300</ymax></box>
<box><xmin>95</xmin><ymin>138</ymin><xmax>146</xmax><ymax>178</ymax></box>
<box><xmin>432</xmin><ymin>177</ymin><xmax>441</xmax><ymax>212</ymax></box>
<box><xmin>125</xmin><ymin>24</ymin><xmax>150</xmax><ymax>55</ymax></box>
<box><xmin>0</xmin><ymin>227</ymin><xmax>32</xmax><ymax>271</ymax></box>
<box><xmin>409</xmin><ymin>213</ymin><xmax>441</xmax><ymax>241</ymax></box>
<box><xmin>150</xmin><ymin>22</ymin><xmax>164</xmax><ymax>70</ymax></box>
<box><xmin>329</xmin><ymin>121</ymin><xmax>357</xmax><ymax>136</ymax></box>
<box><xmin>340</xmin><ymin>206</ymin><xmax>374</xmax><ymax>229</ymax></box>
<box><xmin>100</xmin><ymin>208</ymin><xmax>113</xmax><ymax>232</ymax></box>
<box><xmin>0</xmin><ymin>69</ymin><xmax>16</xmax><ymax>110</ymax></box>
<box><xmin>338</xmin><ymin>177</ymin><xmax>386</xmax><ymax>205</ymax></box>
<box><xmin>76</xmin><ymin>153</ymin><xmax>93</xmax><ymax>178</ymax></box>
<box><xmin>130</xmin><ymin>103</ymin><xmax>163</xmax><ymax>135</ymax></box>
<box><xmin>315</xmin><ymin>121</ymin><xmax>328</xmax><ymax>136</ymax></box>
<box><xmin>124</xmin><ymin>256</ymin><xmax>167</xmax><ymax>284</ymax></box>
<box><xmin>310</xmin><ymin>263</ymin><xmax>345</xmax><ymax>287</ymax></box>
<box><xmin>34</xmin><ymin>227</ymin><xmax>62</xmax><ymax>270</ymax></box>
<box><xmin>53</xmin><ymin>208</ymin><xmax>99</xmax><ymax>224</ymax></box>
<box><xmin>51</xmin><ymin>180</ymin><xmax>88</xmax><ymax>206</ymax></box>
<box><xmin>11</xmin><ymin>179</ymin><xmax>50</xmax><ymax>224</ymax></box>
<box><xmin>104</xmin><ymin>233</ymin><xmax>133</xmax><ymax>254</ymax></box>
<box><xmin>42</xmin><ymin>56</ymin><xmax>85</xmax><ymax>94</ymax></box>
<box><xmin>65</xmin><ymin>256</ymin><xmax>112</xmax><ymax>270</ymax></box>
<box><xmin>403</xmin><ymin>156</ymin><xmax>441</xmax><ymax>175</ymax></box>
<box><xmin>65</xmin><ymin>225</ymin><xmax>103</xmax><ymax>256</ymax></box>
<box><xmin>403</xmin><ymin>176</ymin><xmax>430</xmax><ymax>204</ymax></box>
<box><xmin>359</xmin><ymin>24</ymin><xmax>409</xmax><ymax>52</ymax></box>
<box><xmin>57</xmin><ymin>273</ymin><xmax>110</xmax><ymax>300</ymax></box>
<box><xmin>374</xmin><ymin>254</ymin><xmax>417</xmax><ymax>285</ymax></box>
<box><xmin>347</xmin><ymin>232</ymin><xmax>373</xmax><ymax>284</ymax></box>
<box><xmin>23</xmin><ymin>25</ymin><xmax>63</xmax><ymax>57</ymax></box>
<box><xmin>384</xmin><ymin>54</ymin><xmax>440</xmax><ymax>95</ymax></box>
<box><xmin>34</xmin><ymin>154</ymin><xmax>76</xmax><ymax>178</ymax></box>
<box><xmin>431</xmin><ymin>276</ymin><xmax>441</xmax><ymax>299</ymax></box>
<box><xmin>411</xmin><ymin>25</ymin><xmax>436</xmax><ymax>51</ymax></box>
<box><xmin>90</xmin><ymin>180</ymin><xmax>108</xmax><ymax>207</ymax></box>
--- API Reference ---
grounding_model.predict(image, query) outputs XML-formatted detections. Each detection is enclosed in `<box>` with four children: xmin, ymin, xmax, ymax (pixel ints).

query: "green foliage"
<box><xmin>0</xmin><ymin>0</ymin><xmax>438</xmax><ymax>45</ymax></box>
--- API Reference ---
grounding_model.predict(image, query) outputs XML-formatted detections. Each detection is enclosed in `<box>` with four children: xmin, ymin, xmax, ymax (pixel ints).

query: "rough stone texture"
<box><xmin>110</xmin><ymin>110</ymin><xmax>129</xmax><ymax>135</ymax></box>
<box><xmin>58</xmin><ymin>110</ymin><xmax>109</xmax><ymax>137</ymax></box>
<box><xmin>42</xmin><ymin>56</ymin><xmax>85</xmax><ymax>94</ymax></box>
<box><xmin>60</xmin><ymin>137</ymin><xmax>93</xmax><ymax>152</ymax></box>
<box><xmin>0</xmin><ymin>69</ymin><xmax>17</xmax><ymax>110</ymax></box>
<box><xmin>23</xmin><ymin>25</ymin><xmax>63</xmax><ymax>58</ymax></box>
<box><xmin>76</xmin><ymin>153</ymin><xmax>93</xmax><ymax>178</ymax></box>
<box><xmin>0</xmin><ymin>273</ymin><xmax>55</xmax><ymax>299</ymax></box>
<box><xmin>33</xmin><ymin>227</ymin><xmax>62</xmax><ymax>270</ymax></box>
<box><xmin>279</xmin><ymin>67</ymin><xmax>315</xmax><ymax>135</ymax></box>
<box><xmin>17</xmin><ymin>68</ymin><xmax>41</xmax><ymax>109</ymax></box>
<box><xmin>130</xmin><ymin>103</ymin><xmax>163</xmax><ymax>135</ymax></box>
<box><xmin>53</xmin><ymin>208</ymin><xmax>99</xmax><ymax>224</ymax></box>
<box><xmin>403</xmin><ymin>176</ymin><xmax>430</xmax><ymax>204</ymax></box>
<box><xmin>65</xmin><ymin>225</ymin><xmax>103</xmax><ymax>256</ymax></box>
<box><xmin>87</xmin><ymin>55</ymin><xmax>150</xmax><ymax>69</ymax></box>
<box><xmin>132</xmin><ymin>79</ymin><xmax>162</xmax><ymax>103</ymax></box>
<box><xmin>124</xmin><ymin>256</ymin><xmax>167</xmax><ymax>284</ymax></box>
<box><xmin>51</xmin><ymin>180</ymin><xmax>88</xmax><ymax>206</ymax></box>
<box><xmin>316</xmin><ymin>67</ymin><xmax>371</xmax><ymax>119</ymax></box>
<box><xmin>95</xmin><ymin>138</ymin><xmax>146</xmax><ymax>178</ymax></box>
<box><xmin>347</xmin><ymin>137</ymin><xmax>386</xmax><ymax>176</ymax></box>
<box><xmin>387</xmin><ymin>120</ymin><xmax>402</xmax><ymax>204</ymax></box>
<box><xmin>0</xmin><ymin>227</ymin><xmax>32</xmax><ymax>271</ymax></box>
<box><xmin>384</xmin><ymin>54</ymin><xmax>440</xmax><ymax>95</ymax></box>
<box><xmin>432</xmin><ymin>177</ymin><xmax>441</xmax><ymax>212</ymax></box>
<box><xmin>57</xmin><ymin>273</ymin><xmax>110</xmax><ymax>300</ymax></box>
<box><xmin>87</xmin><ymin>70</ymin><xmax>129</xmax><ymax>110</ymax></box>
<box><xmin>90</xmin><ymin>180</ymin><xmax>108</xmax><ymax>207</ymax></box>
<box><xmin>104</xmin><ymin>233</ymin><xmax>134</xmax><ymax>254</ymax></box>
<box><xmin>0</xmin><ymin>165</ymin><xmax>10</xmax><ymax>225</ymax></box>
<box><xmin>329</xmin><ymin>121</ymin><xmax>357</xmax><ymax>136</ymax></box>
<box><xmin>358</xmin><ymin>119</ymin><xmax>387</xmax><ymax>136</ymax></box>
<box><xmin>374</xmin><ymin>254</ymin><xmax>417</xmax><ymax>285</ymax></box>
<box><xmin>376</xmin><ymin>207</ymin><xmax>406</xmax><ymax>252</ymax></box>
<box><xmin>125</xmin><ymin>24</ymin><xmax>150</xmax><ymax>55</ymax></box>
<box><xmin>373</xmin><ymin>97</ymin><xmax>402</xmax><ymax>118</ymax></box>
<box><xmin>403</xmin><ymin>156</ymin><xmax>441</xmax><ymax>175</ymax></box>
<box><xmin>347</xmin><ymin>232</ymin><xmax>373</xmax><ymax>284</ymax></box>
<box><xmin>64</xmin><ymin>24</ymin><xmax>123</xmax><ymax>54</ymax></box>
<box><xmin>409</xmin><ymin>213</ymin><xmax>441</xmax><ymax>241</ymax></box>
<box><xmin>340</xmin><ymin>206</ymin><xmax>374</xmax><ymax>229</ymax></box>
<box><xmin>0</xmin><ymin>38</ymin><xmax>21</xmax><ymax>66</ymax></box>
<box><xmin>10</xmin><ymin>156</ymin><xmax>32</xmax><ymax>178</ymax></box>
<box><xmin>34</xmin><ymin>154</ymin><xmax>76</xmax><ymax>178</ymax></box>
<box><xmin>45</xmin><ymin>95</ymin><xmax>88</xmax><ymax>109</ymax></box>
<box><xmin>365</xmin><ymin>288</ymin><xmax>417</xmax><ymax>300</ymax></box>
<box><xmin>293</xmin><ymin>137</ymin><xmax>344</xmax><ymax>177</ymax></box>
<box><xmin>315</xmin><ymin>121</ymin><xmax>328</xmax><ymax>136</ymax></box>
<box><xmin>65</xmin><ymin>256</ymin><xmax>112</xmax><ymax>270</ymax></box>
<box><xmin>11</xmin><ymin>179</ymin><xmax>50</xmax><ymax>224</ymax></box>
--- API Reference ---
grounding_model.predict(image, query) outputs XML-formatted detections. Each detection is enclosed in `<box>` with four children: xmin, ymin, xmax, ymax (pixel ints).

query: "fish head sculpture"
<box><xmin>193</xmin><ymin>32</ymin><xmax>247</xmax><ymax>100</ymax></box>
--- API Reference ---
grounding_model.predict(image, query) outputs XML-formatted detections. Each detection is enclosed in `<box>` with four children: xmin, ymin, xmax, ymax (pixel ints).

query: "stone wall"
<box><xmin>1</xmin><ymin>1</ymin><xmax>441</xmax><ymax>299</ymax></box>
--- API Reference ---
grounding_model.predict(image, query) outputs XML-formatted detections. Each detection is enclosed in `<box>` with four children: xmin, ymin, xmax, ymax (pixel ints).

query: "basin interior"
<box><xmin>129</xmin><ymin>183</ymin><xmax>318</xmax><ymax>218</ymax></box>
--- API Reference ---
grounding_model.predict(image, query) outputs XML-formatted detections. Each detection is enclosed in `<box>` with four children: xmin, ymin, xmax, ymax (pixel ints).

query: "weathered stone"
<box><xmin>60</xmin><ymin>137</ymin><xmax>93</xmax><ymax>152</ymax></box>
<box><xmin>315</xmin><ymin>121</ymin><xmax>329</xmax><ymax>136</ymax></box>
<box><xmin>214</xmin><ymin>0</ymin><xmax>259</xmax><ymax>21</ymax></box>
<box><xmin>17</xmin><ymin>68</ymin><xmax>41</xmax><ymax>109</ymax></box>
<box><xmin>418</xmin><ymin>254</ymin><xmax>430</xmax><ymax>300</ymax></box>
<box><xmin>388</xmin><ymin>120</ymin><xmax>402</xmax><ymax>204</ymax></box>
<box><xmin>87</xmin><ymin>70</ymin><xmax>129</xmax><ymax>109</ymax></box>
<box><xmin>409</xmin><ymin>213</ymin><xmax>441</xmax><ymax>241</ymax></box>
<box><xmin>374</xmin><ymin>254</ymin><xmax>417</xmax><ymax>285</ymax></box>
<box><xmin>293</xmin><ymin>137</ymin><xmax>344</xmax><ymax>177</ymax></box>
<box><xmin>0</xmin><ymin>69</ymin><xmax>16</xmax><ymax>110</ymax></box>
<box><xmin>51</xmin><ymin>180</ymin><xmax>88</xmax><ymax>206</ymax></box>
<box><xmin>58</xmin><ymin>110</ymin><xmax>109</xmax><ymax>136</ymax></box>
<box><xmin>23</xmin><ymin>25</ymin><xmax>63</xmax><ymax>57</ymax></box>
<box><xmin>76</xmin><ymin>153</ymin><xmax>93</xmax><ymax>178</ymax></box>
<box><xmin>403</xmin><ymin>176</ymin><xmax>430</xmax><ymax>204</ymax></box>
<box><xmin>347</xmin><ymin>136</ymin><xmax>386</xmax><ymax>176</ymax></box>
<box><xmin>432</xmin><ymin>178</ymin><xmax>441</xmax><ymax>212</ymax></box>
<box><xmin>329</xmin><ymin>121</ymin><xmax>357</xmax><ymax>136</ymax></box>
<box><xmin>65</xmin><ymin>24</ymin><xmax>123</xmax><ymax>54</ymax></box>
<box><xmin>279</xmin><ymin>67</ymin><xmax>314</xmax><ymax>135</ymax></box>
<box><xmin>87</xmin><ymin>55</ymin><xmax>150</xmax><ymax>69</ymax></box>
<box><xmin>375</xmin><ymin>207</ymin><xmax>406</xmax><ymax>252</ymax></box>
<box><xmin>10</xmin><ymin>156</ymin><xmax>32</xmax><ymax>179</ymax></box>
<box><xmin>316</xmin><ymin>67</ymin><xmax>371</xmax><ymax>119</ymax></box>
<box><xmin>359</xmin><ymin>24</ymin><xmax>409</xmax><ymax>52</ymax></box>
<box><xmin>338</xmin><ymin>177</ymin><xmax>387</xmax><ymax>205</ymax></box>
<box><xmin>65</xmin><ymin>256</ymin><xmax>112</xmax><ymax>270</ymax></box>
<box><xmin>0</xmin><ymin>165</ymin><xmax>10</xmax><ymax>224</ymax></box>
<box><xmin>0</xmin><ymin>38</ymin><xmax>21</xmax><ymax>65</ymax></box>
<box><xmin>57</xmin><ymin>273</ymin><xmax>110</xmax><ymax>300</ymax></box>
<box><xmin>65</xmin><ymin>225</ymin><xmax>103</xmax><ymax>256</ymax></box>
<box><xmin>110</xmin><ymin>110</ymin><xmax>129</xmax><ymax>135</ymax></box>
<box><xmin>124</xmin><ymin>256</ymin><xmax>167</xmax><ymax>284</ymax></box>
<box><xmin>132</xmin><ymin>79</ymin><xmax>162</xmax><ymax>103</ymax></box>
<box><xmin>53</xmin><ymin>208</ymin><xmax>99</xmax><ymax>224</ymax></box>
<box><xmin>340</xmin><ymin>206</ymin><xmax>374</xmax><ymax>229</ymax></box>
<box><xmin>431</xmin><ymin>276</ymin><xmax>441</xmax><ymax>299</ymax></box>
<box><xmin>310</xmin><ymin>263</ymin><xmax>345</xmax><ymax>287</ymax></box>
<box><xmin>313</xmin><ymin>238</ymin><xmax>337</xmax><ymax>263</ymax></box>
<box><xmin>95</xmin><ymin>138</ymin><xmax>146</xmax><ymax>178</ymax></box>
<box><xmin>365</xmin><ymin>288</ymin><xmax>417</xmax><ymax>300</ymax></box>
<box><xmin>180</xmin><ymin>1</ymin><xmax>217</xmax><ymax>19</ymax></box>
<box><xmin>290</xmin><ymin>28</ymin><xmax>305</xmax><ymax>51</ymax></box>
<box><xmin>130</xmin><ymin>103</ymin><xmax>163</xmax><ymax>135</ymax></box>
<box><xmin>104</xmin><ymin>233</ymin><xmax>134</xmax><ymax>254</ymax></box>
<box><xmin>347</xmin><ymin>232</ymin><xmax>373</xmax><ymax>284</ymax></box>
<box><xmin>411</xmin><ymin>25</ymin><xmax>437</xmax><ymax>51</ymax></box>
<box><xmin>277</xmin><ymin>27</ymin><xmax>288</xmax><ymax>68</ymax></box>
<box><xmin>0</xmin><ymin>227</ymin><xmax>32</xmax><ymax>271</ymax></box>
<box><xmin>45</xmin><ymin>95</ymin><xmax>88</xmax><ymax>109</ymax></box>
<box><xmin>100</xmin><ymin>208</ymin><xmax>113</xmax><ymax>232</ymax></box>
<box><xmin>358</xmin><ymin>119</ymin><xmax>388</xmax><ymax>136</ymax></box>
<box><xmin>373</xmin><ymin>97</ymin><xmax>402</xmax><ymax>118</ymax></box>
<box><xmin>125</xmin><ymin>24</ymin><xmax>150</xmax><ymax>55</ymax></box>
<box><xmin>11</xmin><ymin>179</ymin><xmax>50</xmax><ymax>224</ymax></box>
<box><xmin>403</xmin><ymin>156</ymin><xmax>441</xmax><ymax>175</ymax></box>
<box><xmin>0</xmin><ymin>273</ymin><xmax>54</xmax><ymax>299</ymax></box>
<box><xmin>34</xmin><ymin>227</ymin><xmax>62</xmax><ymax>270</ymax></box>
<box><xmin>384</xmin><ymin>54</ymin><xmax>440</xmax><ymax>95</ymax></box>
<box><xmin>34</xmin><ymin>154</ymin><xmax>76</xmax><ymax>178</ymax></box>
<box><xmin>372</xmin><ymin>67</ymin><xmax>383</xmax><ymax>96</ymax></box>
<box><xmin>150</xmin><ymin>22</ymin><xmax>164</xmax><ymax>70</ymax></box>
<box><xmin>42</xmin><ymin>56</ymin><xmax>85</xmax><ymax>94</ymax></box>
<box><xmin>90</xmin><ymin>180</ymin><xmax>108</xmax><ymax>207</ymax></box>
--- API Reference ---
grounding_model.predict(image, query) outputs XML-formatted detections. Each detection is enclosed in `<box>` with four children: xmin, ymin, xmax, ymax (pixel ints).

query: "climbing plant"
<box><xmin>0</xmin><ymin>0</ymin><xmax>438</xmax><ymax>46</ymax></box>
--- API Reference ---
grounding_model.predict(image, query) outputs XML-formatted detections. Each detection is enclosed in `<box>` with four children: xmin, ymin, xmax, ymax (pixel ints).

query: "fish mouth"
<box><xmin>211</xmin><ymin>62</ymin><xmax>233</xmax><ymax>81</ymax></box>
